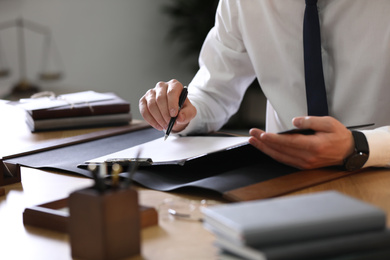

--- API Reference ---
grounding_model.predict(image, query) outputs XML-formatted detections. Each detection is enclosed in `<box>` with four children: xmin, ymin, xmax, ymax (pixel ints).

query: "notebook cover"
<box><xmin>26</xmin><ymin>93</ymin><xmax>130</xmax><ymax>120</ymax></box>
<box><xmin>202</xmin><ymin>191</ymin><xmax>386</xmax><ymax>247</ymax></box>
<box><xmin>26</xmin><ymin>112</ymin><xmax>132</xmax><ymax>132</ymax></box>
<box><xmin>216</xmin><ymin>229</ymin><xmax>390</xmax><ymax>260</ymax></box>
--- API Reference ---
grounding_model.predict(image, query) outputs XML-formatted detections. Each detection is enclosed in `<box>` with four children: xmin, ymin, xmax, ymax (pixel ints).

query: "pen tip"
<box><xmin>164</xmin><ymin>135</ymin><xmax>168</xmax><ymax>141</ymax></box>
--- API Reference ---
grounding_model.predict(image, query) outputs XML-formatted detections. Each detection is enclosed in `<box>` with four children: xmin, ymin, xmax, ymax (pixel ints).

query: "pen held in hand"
<box><xmin>164</xmin><ymin>86</ymin><xmax>188</xmax><ymax>140</ymax></box>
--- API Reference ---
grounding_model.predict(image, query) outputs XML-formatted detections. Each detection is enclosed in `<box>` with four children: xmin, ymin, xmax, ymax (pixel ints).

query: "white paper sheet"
<box><xmin>86</xmin><ymin>136</ymin><xmax>250</xmax><ymax>165</ymax></box>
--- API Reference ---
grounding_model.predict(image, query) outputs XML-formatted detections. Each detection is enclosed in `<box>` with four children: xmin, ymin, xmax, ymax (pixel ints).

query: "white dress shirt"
<box><xmin>181</xmin><ymin>0</ymin><xmax>390</xmax><ymax>168</ymax></box>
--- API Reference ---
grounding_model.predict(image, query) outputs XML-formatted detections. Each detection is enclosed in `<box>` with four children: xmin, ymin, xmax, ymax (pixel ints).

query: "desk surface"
<box><xmin>1</xmin><ymin>101</ymin><xmax>390</xmax><ymax>260</ymax></box>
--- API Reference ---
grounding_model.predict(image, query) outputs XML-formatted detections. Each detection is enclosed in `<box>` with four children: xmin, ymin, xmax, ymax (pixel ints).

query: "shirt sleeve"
<box><xmin>362</xmin><ymin>127</ymin><xmax>390</xmax><ymax>168</ymax></box>
<box><xmin>179</xmin><ymin>0</ymin><xmax>257</xmax><ymax>135</ymax></box>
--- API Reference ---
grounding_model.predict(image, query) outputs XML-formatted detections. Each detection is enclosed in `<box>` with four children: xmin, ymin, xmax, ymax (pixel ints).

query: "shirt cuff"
<box><xmin>362</xmin><ymin>127</ymin><xmax>390</xmax><ymax>168</ymax></box>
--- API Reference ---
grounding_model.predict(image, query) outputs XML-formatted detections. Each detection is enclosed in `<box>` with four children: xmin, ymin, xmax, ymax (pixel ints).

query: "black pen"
<box><xmin>164</xmin><ymin>86</ymin><xmax>188</xmax><ymax>140</ymax></box>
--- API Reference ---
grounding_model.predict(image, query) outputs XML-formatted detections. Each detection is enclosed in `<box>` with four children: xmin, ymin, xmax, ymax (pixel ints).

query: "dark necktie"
<box><xmin>303</xmin><ymin>0</ymin><xmax>328</xmax><ymax>116</ymax></box>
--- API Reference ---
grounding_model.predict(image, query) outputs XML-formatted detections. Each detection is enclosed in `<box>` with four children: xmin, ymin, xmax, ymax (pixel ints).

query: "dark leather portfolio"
<box><xmin>1</xmin><ymin>124</ymin><xmax>359</xmax><ymax>201</ymax></box>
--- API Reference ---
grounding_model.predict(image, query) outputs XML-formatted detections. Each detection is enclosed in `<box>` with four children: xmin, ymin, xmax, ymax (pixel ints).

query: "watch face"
<box><xmin>345</xmin><ymin>152</ymin><xmax>368</xmax><ymax>171</ymax></box>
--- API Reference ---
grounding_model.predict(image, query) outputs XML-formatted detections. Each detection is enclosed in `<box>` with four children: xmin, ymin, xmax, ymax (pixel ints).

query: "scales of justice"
<box><xmin>0</xmin><ymin>18</ymin><xmax>63</xmax><ymax>96</ymax></box>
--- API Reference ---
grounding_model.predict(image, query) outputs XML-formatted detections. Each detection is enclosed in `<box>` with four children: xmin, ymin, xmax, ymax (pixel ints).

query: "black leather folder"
<box><xmin>1</xmin><ymin>122</ymin><xmax>361</xmax><ymax>201</ymax></box>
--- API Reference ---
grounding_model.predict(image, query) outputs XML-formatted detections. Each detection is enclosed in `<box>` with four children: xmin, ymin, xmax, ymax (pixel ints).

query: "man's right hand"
<box><xmin>139</xmin><ymin>79</ymin><xmax>197</xmax><ymax>133</ymax></box>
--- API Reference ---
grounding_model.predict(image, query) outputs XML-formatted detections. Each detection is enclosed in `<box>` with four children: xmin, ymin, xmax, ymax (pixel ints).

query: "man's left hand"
<box><xmin>249</xmin><ymin>116</ymin><xmax>355</xmax><ymax>169</ymax></box>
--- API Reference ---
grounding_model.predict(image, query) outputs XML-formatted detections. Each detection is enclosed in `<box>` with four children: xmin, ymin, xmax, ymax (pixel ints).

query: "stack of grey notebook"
<box><xmin>202</xmin><ymin>191</ymin><xmax>390</xmax><ymax>260</ymax></box>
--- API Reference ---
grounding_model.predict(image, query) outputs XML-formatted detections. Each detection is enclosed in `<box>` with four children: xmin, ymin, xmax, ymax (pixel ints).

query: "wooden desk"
<box><xmin>0</xmin><ymin>102</ymin><xmax>221</xmax><ymax>260</ymax></box>
<box><xmin>1</xmin><ymin>101</ymin><xmax>390</xmax><ymax>260</ymax></box>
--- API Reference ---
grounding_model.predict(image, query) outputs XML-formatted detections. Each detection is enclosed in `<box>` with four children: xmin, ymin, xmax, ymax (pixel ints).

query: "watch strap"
<box><xmin>351</xmin><ymin>131</ymin><xmax>369</xmax><ymax>154</ymax></box>
<box><xmin>343</xmin><ymin>131</ymin><xmax>369</xmax><ymax>171</ymax></box>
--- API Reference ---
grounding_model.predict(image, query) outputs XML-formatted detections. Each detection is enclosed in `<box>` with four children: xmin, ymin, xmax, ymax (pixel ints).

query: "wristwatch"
<box><xmin>344</xmin><ymin>131</ymin><xmax>369</xmax><ymax>171</ymax></box>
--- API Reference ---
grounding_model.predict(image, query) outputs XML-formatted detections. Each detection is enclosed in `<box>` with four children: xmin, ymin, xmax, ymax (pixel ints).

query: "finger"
<box><xmin>261</xmin><ymin>132</ymin><xmax>318</xmax><ymax>151</ymax></box>
<box><xmin>293</xmin><ymin>116</ymin><xmax>340</xmax><ymax>133</ymax></box>
<box><xmin>253</xmin><ymin>132</ymin><xmax>311</xmax><ymax>158</ymax></box>
<box><xmin>258</xmin><ymin>132</ymin><xmax>349</xmax><ymax>168</ymax></box>
<box><xmin>166</xmin><ymin>79</ymin><xmax>184</xmax><ymax>117</ymax></box>
<box><xmin>173</xmin><ymin>98</ymin><xmax>197</xmax><ymax>132</ymax></box>
<box><xmin>249</xmin><ymin>135</ymin><xmax>306</xmax><ymax>168</ymax></box>
<box><xmin>249</xmin><ymin>128</ymin><xmax>265</xmax><ymax>138</ymax></box>
<box><xmin>257</xmin><ymin>144</ymin><xmax>311</xmax><ymax>169</ymax></box>
<box><xmin>248</xmin><ymin>128</ymin><xmax>267</xmax><ymax>152</ymax></box>
<box><xmin>142</xmin><ymin>88</ymin><xmax>166</xmax><ymax>130</ymax></box>
<box><xmin>154</xmin><ymin>81</ymin><xmax>171</xmax><ymax>125</ymax></box>
<box><xmin>175</xmin><ymin>98</ymin><xmax>190</xmax><ymax>124</ymax></box>
<box><xmin>250</xmin><ymin>131</ymin><xmax>326</xmax><ymax>168</ymax></box>
<box><xmin>251</xmin><ymin>134</ymin><xmax>325</xmax><ymax>169</ymax></box>
<box><xmin>139</xmin><ymin>93</ymin><xmax>163</xmax><ymax>131</ymax></box>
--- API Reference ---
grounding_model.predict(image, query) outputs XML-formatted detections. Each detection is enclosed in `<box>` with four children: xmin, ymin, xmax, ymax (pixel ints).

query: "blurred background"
<box><xmin>0</xmin><ymin>0</ymin><xmax>265</xmax><ymax>130</ymax></box>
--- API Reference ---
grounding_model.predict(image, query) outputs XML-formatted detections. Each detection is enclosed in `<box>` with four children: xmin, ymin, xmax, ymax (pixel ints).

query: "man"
<box><xmin>139</xmin><ymin>0</ymin><xmax>390</xmax><ymax>170</ymax></box>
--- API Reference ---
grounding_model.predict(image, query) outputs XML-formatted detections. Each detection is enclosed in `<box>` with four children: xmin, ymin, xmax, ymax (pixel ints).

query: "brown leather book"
<box><xmin>26</xmin><ymin>92</ymin><xmax>130</xmax><ymax>120</ymax></box>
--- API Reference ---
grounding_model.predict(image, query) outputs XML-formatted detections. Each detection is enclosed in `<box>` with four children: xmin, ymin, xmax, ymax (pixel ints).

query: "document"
<box><xmin>85</xmin><ymin>136</ymin><xmax>250</xmax><ymax>166</ymax></box>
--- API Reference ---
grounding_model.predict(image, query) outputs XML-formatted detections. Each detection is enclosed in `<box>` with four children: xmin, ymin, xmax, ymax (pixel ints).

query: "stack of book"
<box><xmin>202</xmin><ymin>191</ymin><xmax>390</xmax><ymax>260</ymax></box>
<box><xmin>16</xmin><ymin>91</ymin><xmax>132</xmax><ymax>132</ymax></box>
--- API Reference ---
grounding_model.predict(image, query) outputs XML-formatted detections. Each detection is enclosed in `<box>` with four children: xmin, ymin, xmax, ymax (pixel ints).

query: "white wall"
<box><xmin>0</xmin><ymin>0</ymin><xmax>195</xmax><ymax>120</ymax></box>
